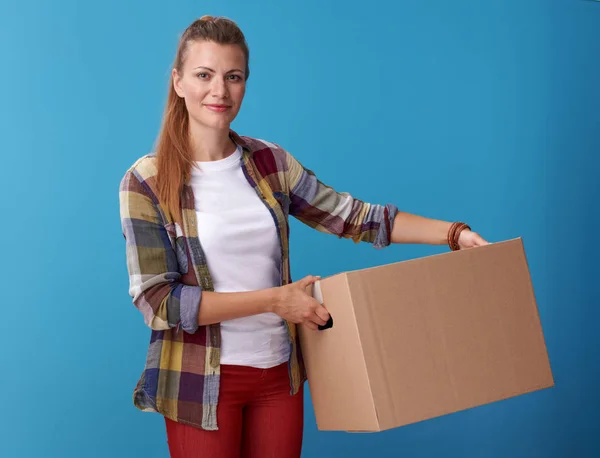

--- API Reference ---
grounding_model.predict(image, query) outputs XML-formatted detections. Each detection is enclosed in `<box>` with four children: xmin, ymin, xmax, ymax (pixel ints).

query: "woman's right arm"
<box><xmin>120</xmin><ymin>170</ymin><xmax>328</xmax><ymax>333</ymax></box>
<box><xmin>199</xmin><ymin>275</ymin><xmax>329</xmax><ymax>330</ymax></box>
<box><xmin>120</xmin><ymin>170</ymin><xmax>201</xmax><ymax>332</ymax></box>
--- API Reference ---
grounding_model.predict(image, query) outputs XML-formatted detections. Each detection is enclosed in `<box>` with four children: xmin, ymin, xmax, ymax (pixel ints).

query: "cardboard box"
<box><xmin>299</xmin><ymin>238</ymin><xmax>554</xmax><ymax>432</ymax></box>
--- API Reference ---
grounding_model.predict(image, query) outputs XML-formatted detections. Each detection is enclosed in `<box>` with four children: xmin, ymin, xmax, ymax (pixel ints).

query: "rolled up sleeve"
<box><xmin>119</xmin><ymin>170</ymin><xmax>201</xmax><ymax>333</ymax></box>
<box><xmin>285</xmin><ymin>150</ymin><xmax>398</xmax><ymax>249</ymax></box>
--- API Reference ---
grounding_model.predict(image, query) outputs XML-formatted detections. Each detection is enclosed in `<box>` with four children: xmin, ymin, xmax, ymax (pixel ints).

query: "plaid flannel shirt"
<box><xmin>119</xmin><ymin>130</ymin><xmax>398</xmax><ymax>430</ymax></box>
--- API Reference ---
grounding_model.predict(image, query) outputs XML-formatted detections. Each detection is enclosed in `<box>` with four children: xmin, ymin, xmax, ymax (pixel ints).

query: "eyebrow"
<box><xmin>193</xmin><ymin>66</ymin><xmax>244</xmax><ymax>73</ymax></box>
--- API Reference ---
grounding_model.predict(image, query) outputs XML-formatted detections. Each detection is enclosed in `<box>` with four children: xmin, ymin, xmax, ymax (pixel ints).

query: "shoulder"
<box><xmin>119</xmin><ymin>154</ymin><xmax>160</xmax><ymax>201</ymax></box>
<box><xmin>236</xmin><ymin>134</ymin><xmax>293</xmax><ymax>172</ymax></box>
<box><xmin>122</xmin><ymin>153</ymin><xmax>158</xmax><ymax>182</ymax></box>
<box><xmin>239</xmin><ymin>135</ymin><xmax>282</xmax><ymax>153</ymax></box>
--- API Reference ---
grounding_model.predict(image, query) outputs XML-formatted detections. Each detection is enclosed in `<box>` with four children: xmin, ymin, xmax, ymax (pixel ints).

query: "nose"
<box><xmin>211</xmin><ymin>77</ymin><xmax>229</xmax><ymax>99</ymax></box>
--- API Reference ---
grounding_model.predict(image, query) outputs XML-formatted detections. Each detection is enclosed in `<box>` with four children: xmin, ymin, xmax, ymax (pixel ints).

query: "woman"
<box><xmin>119</xmin><ymin>15</ymin><xmax>488</xmax><ymax>458</ymax></box>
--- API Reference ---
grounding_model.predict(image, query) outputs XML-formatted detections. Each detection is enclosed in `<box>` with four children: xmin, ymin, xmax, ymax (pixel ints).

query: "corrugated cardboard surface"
<box><xmin>300</xmin><ymin>275</ymin><xmax>379</xmax><ymax>431</ymax></box>
<box><xmin>299</xmin><ymin>238</ymin><xmax>554</xmax><ymax>432</ymax></box>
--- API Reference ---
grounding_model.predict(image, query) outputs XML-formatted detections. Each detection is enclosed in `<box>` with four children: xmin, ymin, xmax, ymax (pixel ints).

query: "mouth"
<box><xmin>204</xmin><ymin>104</ymin><xmax>232</xmax><ymax>113</ymax></box>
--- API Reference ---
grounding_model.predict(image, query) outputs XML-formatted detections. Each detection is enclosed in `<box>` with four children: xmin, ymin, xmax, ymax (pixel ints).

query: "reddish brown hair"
<box><xmin>155</xmin><ymin>15</ymin><xmax>250</xmax><ymax>224</ymax></box>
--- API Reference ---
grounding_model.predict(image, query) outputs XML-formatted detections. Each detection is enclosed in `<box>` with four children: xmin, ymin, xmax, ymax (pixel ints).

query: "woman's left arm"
<box><xmin>390</xmin><ymin>211</ymin><xmax>489</xmax><ymax>250</ymax></box>
<box><xmin>283</xmin><ymin>147</ymin><xmax>488</xmax><ymax>251</ymax></box>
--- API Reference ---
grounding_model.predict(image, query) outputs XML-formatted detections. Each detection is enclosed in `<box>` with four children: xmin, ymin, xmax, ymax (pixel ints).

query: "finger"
<box><xmin>303</xmin><ymin>321</ymin><xmax>318</xmax><ymax>331</ymax></box>
<box><xmin>476</xmin><ymin>234</ymin><xmax>489</xmax><ymax>245</ymax></box>
<box><xmin>302</xmin><ymin>305</ymin><xmax>327</xmax><ymax>327</ymax></box>
<box><xmin>298</xmin><ymin>275</ymin><xmax>321</xmax><ymax>288</ymax></box>
<box><xmin>314</xmin><ymin>304</ymin><xmax>330</xmax><ymax>324</ymax></box>
<box><xmin>309</xmin><ymin>312</ymin><xmax>327</xmax><ymax>327</ymax></box>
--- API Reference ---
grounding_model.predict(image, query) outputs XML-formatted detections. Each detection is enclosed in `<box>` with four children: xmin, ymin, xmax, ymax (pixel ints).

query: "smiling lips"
<box><xmin>204</xmin><ymin>104</ymin><xmax>231</xmax><ymax>113</ymax></box>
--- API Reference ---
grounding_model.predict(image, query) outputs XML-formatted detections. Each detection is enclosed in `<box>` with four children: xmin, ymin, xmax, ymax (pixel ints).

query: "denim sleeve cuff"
<box><xmin>373</xmin><ymin>203</ymin><xmax>399</xmax><ymax>249</ymax></box>
<box><xmin>180</xmin><ymin>285</ymin><xmax>202</xmax><ymax>334</ymax></box>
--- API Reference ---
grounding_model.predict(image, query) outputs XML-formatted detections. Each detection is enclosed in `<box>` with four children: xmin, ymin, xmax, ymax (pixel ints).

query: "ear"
<box><xmin>172</xmin><ymin>68</ymin><xmax>185</xmax><ymax>98</ymax></box>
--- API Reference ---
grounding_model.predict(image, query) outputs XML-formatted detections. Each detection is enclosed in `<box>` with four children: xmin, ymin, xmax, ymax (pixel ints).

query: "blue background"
<box><xmin>1</xmin><ymin>0</ymin><xmax>598</xmax><ymax>456</ymax></box>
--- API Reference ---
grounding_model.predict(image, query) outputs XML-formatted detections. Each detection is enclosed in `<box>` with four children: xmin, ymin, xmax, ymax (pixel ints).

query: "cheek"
<box><xmin>182</xmin><ymin>82</ymin><xmax>206</xmax><ymax>103</ymax></box>
<box><xmin>232</xmin><ymin>85</ymin><xmax>246</xmax><ymax>104</ymax></box>
<box><xmin>192</xmin><ymin>88</ymin><xmax>208</xmax><ymax>104</ymax></box>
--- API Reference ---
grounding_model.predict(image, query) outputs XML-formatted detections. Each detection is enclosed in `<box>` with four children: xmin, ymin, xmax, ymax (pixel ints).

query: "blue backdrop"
<box><xmin>1</xmin><ymin>0</ymin><xmax>598</xmax><ymax>456</ymax></box>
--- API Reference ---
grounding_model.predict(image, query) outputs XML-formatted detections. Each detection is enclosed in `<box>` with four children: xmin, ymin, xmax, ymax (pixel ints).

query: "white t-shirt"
<box><xmin>189</xmin><ymin>145</ymin><xmax>290</xmax><ymax>368</ymax></box>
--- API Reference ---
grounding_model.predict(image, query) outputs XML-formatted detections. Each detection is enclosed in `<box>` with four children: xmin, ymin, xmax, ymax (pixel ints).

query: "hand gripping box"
<box><xmin>299</xmin><ymin>238</ymin><xmax>554</xmax><ymax>432</ymax></box>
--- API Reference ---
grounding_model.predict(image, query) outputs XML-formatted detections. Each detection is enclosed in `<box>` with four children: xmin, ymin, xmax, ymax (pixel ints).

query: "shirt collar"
<box><xmin>229</xmin><ymin>129</ymin><xmax>248</xmax><ymax>151</ymax></box>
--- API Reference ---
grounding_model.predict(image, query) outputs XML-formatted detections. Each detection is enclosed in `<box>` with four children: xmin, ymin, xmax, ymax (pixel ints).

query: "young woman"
<box><xmin>119</xmin><ymin>15</ymin><xmax>489</xmax><ymax>458</ymax></box>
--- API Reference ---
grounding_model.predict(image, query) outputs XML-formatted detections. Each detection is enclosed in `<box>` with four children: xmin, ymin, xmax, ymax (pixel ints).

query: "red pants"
<box><xmin>165</xmin><ymin>362</ymin><xmax>304</xmax><ymax>458</ymax></box>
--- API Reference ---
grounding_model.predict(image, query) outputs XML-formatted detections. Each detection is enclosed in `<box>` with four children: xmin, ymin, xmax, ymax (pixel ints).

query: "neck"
<box><xmin>188</xmin><ymin>122</ymin><xmax>236</xmax><ymax>162</ymax></box>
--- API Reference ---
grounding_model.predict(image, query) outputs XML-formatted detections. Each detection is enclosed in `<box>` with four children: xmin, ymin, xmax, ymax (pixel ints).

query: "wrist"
<box><xmin>266</xmin><ymin>287</ymin><xmax>282</xmax><ymax>314</ymax></box>
<box><xmin>447</xmin><ymin>221</ymin><xmax>471</xmax><ymax>251</ymax></box>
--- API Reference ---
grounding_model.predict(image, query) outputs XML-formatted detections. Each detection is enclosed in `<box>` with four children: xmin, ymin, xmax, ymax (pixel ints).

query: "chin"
<box><xmin>207</xmin><ymin>119</ymin><xmax>234</xmax><ymax>130</ymax></box>
<box><xmin>191</xmin><ymin>114</ymin><xmax>235</xmax><ymax>131</ymax></box>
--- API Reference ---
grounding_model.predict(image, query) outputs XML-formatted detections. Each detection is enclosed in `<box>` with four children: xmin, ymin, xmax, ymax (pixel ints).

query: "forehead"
<box><xmin>183</xmin><ymin>40</ymin><xmax>246</xmax><ymax>70</ymax></box>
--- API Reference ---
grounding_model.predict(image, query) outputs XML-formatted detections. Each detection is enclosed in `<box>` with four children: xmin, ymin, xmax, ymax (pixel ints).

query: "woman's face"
<box><xmin>173</xmin><ymin>40</ymin><xmax>246</xmax><ymax>131</ymax></box>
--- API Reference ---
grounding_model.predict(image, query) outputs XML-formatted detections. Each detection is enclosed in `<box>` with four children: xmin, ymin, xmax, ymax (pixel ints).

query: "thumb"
<box><xmin>298</xmin><ymin>275</ymin><xmax>321</xmax><ymax>288</ymax></box>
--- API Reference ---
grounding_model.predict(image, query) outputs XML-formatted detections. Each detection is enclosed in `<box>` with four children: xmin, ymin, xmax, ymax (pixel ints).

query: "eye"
<box><xmin>196</xmin><ymin>72</ymin><xmax>209</xmax><ymax>79</ymax></box>
<box><xmin>228</xmin><ymin>74</ymin><xmax>243</xmax><ymax>81</ymax></box>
